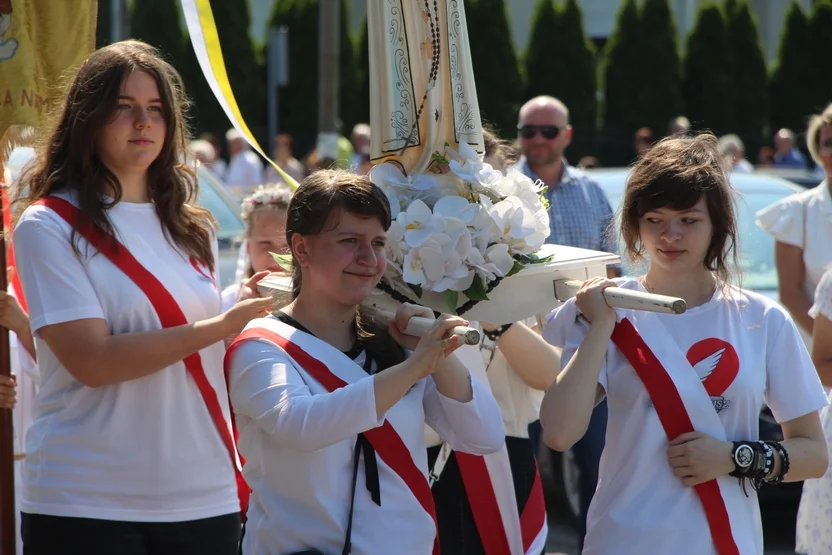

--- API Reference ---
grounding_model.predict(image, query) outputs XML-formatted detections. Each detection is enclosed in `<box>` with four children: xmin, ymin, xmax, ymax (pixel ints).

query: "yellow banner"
<box><xmin>180</xmin><ymin>0</ymin><xmax>298</xmax><ymax>190</ymax></box>
<box><xmin>0</xmin><ymin>0</ymin><xmax>98</xmax><ymax>138</ymax></box>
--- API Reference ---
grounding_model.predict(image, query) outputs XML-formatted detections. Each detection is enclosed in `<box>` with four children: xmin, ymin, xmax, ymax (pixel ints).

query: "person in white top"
<box><xmin>224</xmin><ymin>169</ymin><xmax>505</xmax><ymax>555</ymax></box>
<box><xmin>222</xmin><ymin>185</ymin><xmax>292</xmax><ymax>313</ymax></box>
<box><xmin>224</xmin><ymin>128</ymin><xmax>264</xmax><ymax>199</ymax></box>
<box><xmin>1</xmin><ymin>277</ymin><xmax>38</xmax><ymax>555</ymax></box>
<box><xmin>426</xmin><ymin>129</ymin><xmax>557</xmax><ymax>555</ymax></box>
<box><xmin>796</xmin><ymin>267</ymin><xmax>832</xmax><ymax>554</ymax></box>
<box><xmin>756</xmin><ymin>103</ymin><xmax>832</xmax><ymax>346</ymax></box>
<box><xmin>11</xmin><ymin>40</ymin><xmax>273</xmax><ymax>555</ymax></box>
<box><xmin>541</xmin><ymin>133</ymin><xmax>829</xmax><ymax>555</ymax></box>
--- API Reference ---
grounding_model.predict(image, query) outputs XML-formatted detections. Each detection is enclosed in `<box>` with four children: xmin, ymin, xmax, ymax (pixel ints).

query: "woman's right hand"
<box><xmin>575</xmin><ymin>277</ymin><xmax>617</xmax><ymax>327</ymax></box>
<box><xmin>222</xmin><ymin>296</ymin><xmax>275</xmax><ymax>335</ymax></box>
<box><xmin>0</xmin><ymin>373</ymin><xmax>16</xmax><ymax>409</ymax></box>
<box><xmin>404</xmin><ymin>313</ymin><xmax>469</xmax><ymax>379</ymax></box>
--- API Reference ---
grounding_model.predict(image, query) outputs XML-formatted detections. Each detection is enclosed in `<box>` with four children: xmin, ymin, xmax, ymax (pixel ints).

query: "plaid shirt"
<box><xmin>516</xmin><ymin>158</ymin><xmax>621</xmax><ymax>266</ymax></box>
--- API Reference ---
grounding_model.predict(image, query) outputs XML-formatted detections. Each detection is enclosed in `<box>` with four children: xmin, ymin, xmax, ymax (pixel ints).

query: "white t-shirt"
<box><xmin>221</xmin><ymin>282</ymin><xmax>241</xmax><ymax>313</ymax></box>
<box><xmin>544</xmin><ymin>278</ymin><xmax>829</xmax><ymax>555</ymax></box>
<box><xmin>13</xmin><ymin>192</ymin><xmax>239</xmax><ymax>522</ymax></box>
<box><xmin>227</xmin><ymin>317</ymin><xmax>505</xmax><ymax>555</ymax></box>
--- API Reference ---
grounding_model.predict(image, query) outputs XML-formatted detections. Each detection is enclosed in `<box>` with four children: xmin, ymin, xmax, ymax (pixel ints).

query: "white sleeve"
<box><xmin>543</xmin><ymin>299</ymin><xmax>610</xmax><ymax>394</ymax></box>
<box><xmin>765</xmin><ymin>312</ymin><xmax>829</xmax><ymax>423</ymax></box>
<box><xmin>422</xmin><ymin>371</ymin><xmax>504</xmax><ymax>455</ymax></box>
<box><xmin>13</xmin><ymin>210</ymin><xmax>106</xmax><ymax>334</ymax></box>
<box><xmin>809</xmin><ymin>269</ymin><xmax>832</xmax><ymax>320</ymax></box>
<box><xmin>227</xmin><ymin>338</ymin><xmax>384</xmax><ymax>452</ymax></box>
<box><xmin>221</xmin><ymin>283</ymin><xmax>240</xmax><ymax>313</ymax></box>
<box><xmin>755</xmin><ymin>192</ymin><xmax>806</xmax><ymax>248</ymax></box>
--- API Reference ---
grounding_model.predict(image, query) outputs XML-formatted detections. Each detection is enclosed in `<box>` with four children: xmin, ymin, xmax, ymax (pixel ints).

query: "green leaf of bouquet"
<box><xmin>506</xmin><ymin>261</ymin><xmax>525</xmax><ymax>277</ymax></box>
<box><xmin>464</xmin><ymin>275</ymin><xmax>490</xmax><ymax>301</ymax></box>
<box><xmin>442</xmin><ymin>290</ymin><xmax>459</xmax><ymax>312</ymax></box>
<box><xmin>270</xmin><ymin>252</ymin><xmax>293</xmax><ymax>271</ymax></box>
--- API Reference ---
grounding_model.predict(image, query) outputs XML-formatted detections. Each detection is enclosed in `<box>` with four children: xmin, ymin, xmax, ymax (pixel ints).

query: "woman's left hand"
<box><xmin>237</xmin><ymin>270</ymin><xmax>282</xmax><ymax>303</ymax></box>
<box><xmin>389</xmin><ymin>303</ymin><xmax>436</xmax><ymax>351</ymax></box>
<box><xmin>667</xmin><ymin>431</ymin><xmax>734</xmax><ymax>486</ymax></box>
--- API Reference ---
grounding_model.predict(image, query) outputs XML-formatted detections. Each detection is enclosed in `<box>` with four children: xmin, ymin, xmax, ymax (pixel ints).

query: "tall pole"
<box><xmin>317</xmin><ymin>0</ymin><xmax>340</xmax><ymax>163</ymax></box>
<box><xmin>0</xmin><ymin>146</ymin><xmax>14</xmax><ymax>554</ymax></box>
<box><xmin>267</xmin><ymin>27</ymin><xmax>290</xmax><ymax>159</ymax></box>
<box><xmin>110</xmin><ymin>0</ymin><xmax>122</xmax><ymax>43</ymax></box>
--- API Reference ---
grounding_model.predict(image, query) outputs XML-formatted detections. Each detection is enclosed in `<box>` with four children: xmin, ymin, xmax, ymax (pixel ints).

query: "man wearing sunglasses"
<box><xmin>514</xmin><ymin>95</ymin><xmax>618</xmax><ymax>553</ymax></box>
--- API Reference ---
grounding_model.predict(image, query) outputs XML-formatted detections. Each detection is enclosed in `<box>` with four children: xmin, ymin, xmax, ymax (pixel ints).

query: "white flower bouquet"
<box><xmin>370</xmin><ymin>142</ymin><xmax>553</xmax><ymax>313</ymax></box>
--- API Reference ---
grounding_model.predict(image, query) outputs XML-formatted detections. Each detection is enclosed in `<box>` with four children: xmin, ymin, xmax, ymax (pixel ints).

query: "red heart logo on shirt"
<box><xmin>686</xmin><ymin>338</ymin><xmax>739</xmax><ymax>397</ymax></box>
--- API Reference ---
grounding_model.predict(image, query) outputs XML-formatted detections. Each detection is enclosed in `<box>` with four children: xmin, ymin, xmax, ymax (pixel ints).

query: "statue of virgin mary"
<box><xmin>367</xmin><ymin>1</ymin><xmax>484</xmax><ymax>175</ymax></box>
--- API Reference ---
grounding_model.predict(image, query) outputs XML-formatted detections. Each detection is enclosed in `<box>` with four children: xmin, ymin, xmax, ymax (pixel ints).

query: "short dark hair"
<box><xmin>620</xmin><ymin>133</ymin><xmax>738</xmax><ymax>285</ymax></box>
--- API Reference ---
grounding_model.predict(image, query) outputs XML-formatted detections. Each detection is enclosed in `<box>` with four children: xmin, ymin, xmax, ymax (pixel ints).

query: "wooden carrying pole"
<box><xmin>0</xmin><ymin>150</ymin><xmax>15</xmax><ymax>555</ymax></box>
<box><xmin>554</xmin><ymin>279</ymin><xmax>687</xmax><ymax>315</ymax></box>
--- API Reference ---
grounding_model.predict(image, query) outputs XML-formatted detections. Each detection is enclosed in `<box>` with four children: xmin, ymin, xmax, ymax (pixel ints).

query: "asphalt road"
<box><xmin>545</xmin><ymin>504</ymin><xmax>800</xmax><ymax>554</ymax></box>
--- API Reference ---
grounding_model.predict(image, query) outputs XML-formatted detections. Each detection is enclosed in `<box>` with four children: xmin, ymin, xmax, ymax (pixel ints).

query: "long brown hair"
<box><xmin>13</xmin><ymin>40</ymin><xmax>215</xmax><ymax>266</ymax></box>
<box><xmin>620</xmin><ymin>132</ymin><xmax>739</xmax><ymax>285</ymax></box>
<box><xmin>286</xmin><ymin>169</ymin><xmax>405</xmax><ymax>371</ymax></box>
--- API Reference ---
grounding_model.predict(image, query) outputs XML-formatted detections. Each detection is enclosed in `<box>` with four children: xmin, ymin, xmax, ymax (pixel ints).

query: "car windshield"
<box><xmin>195</xmin><ymin>166</ymin><xmax>245</xmax><ymax>247</ymax></box>
<box><xmin>603</xmin><ymin>189</ymin><xmax>784</xmax><ymax>292</ymax></box>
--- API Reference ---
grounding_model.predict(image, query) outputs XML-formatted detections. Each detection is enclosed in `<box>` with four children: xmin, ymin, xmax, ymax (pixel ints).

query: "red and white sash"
<box><xmin>225</xmin><ymin>321</ymin><xmax>441</xmax><ymax>555</ymax></box>
<box><xmin>432</xmin><ymin>344</ymin><xmax>547</xmax><ymax>555</ymax></box>
<box><xmin>36</xmin><ymin>196</ymin><xmax>249</xmax><ymax>515</ymax></box>
<box><xmin>611</xmin><ymin>310</ymin><xmax>756</xmax><ymax>555</ymax></box>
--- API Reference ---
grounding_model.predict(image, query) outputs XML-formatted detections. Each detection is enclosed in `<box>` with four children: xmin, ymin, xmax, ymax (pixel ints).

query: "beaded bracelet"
<box><xmin>483</xmin><ymin>323</ymin><xmax>513</xmax><ymax>342</ymax></box>
<box><xmin>751</xmin><ymin>441</ymin><xmax>775</xmax><ymax>491</ymax></box>
<box><xmin>764</xmin><ymin>440</ymin><xmax>790</xmax><ymax>484</ymax></box>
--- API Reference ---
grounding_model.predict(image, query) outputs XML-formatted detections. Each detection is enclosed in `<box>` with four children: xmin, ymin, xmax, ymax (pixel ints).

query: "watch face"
<box><xmin>735</xmin><ymin>445</ymin><xmax>754</xmax><ymax>468</ymax></box>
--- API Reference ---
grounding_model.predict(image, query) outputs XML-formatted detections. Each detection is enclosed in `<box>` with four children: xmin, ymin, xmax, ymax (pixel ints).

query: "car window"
<box><xmin>603</xmin><ymin>188</ymin><xmax>785</xmax><ymax>292</ymax></box>
<box><xmin>195</xmin><ymin>167</ymin><xmax>245</xmax><ymax>247</ymax></box>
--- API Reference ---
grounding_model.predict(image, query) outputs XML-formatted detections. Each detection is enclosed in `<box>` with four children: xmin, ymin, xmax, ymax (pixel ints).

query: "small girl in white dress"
<box><xmin>795</xmin><ymin>266</ymin><xmax>832</xmax><ymax>554</ymax></box>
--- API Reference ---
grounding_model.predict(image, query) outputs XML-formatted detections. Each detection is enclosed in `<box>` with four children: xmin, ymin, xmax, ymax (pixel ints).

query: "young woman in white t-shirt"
<box><xmin>11</xmin><ymin>40</ymin><xmax>273</xmax><ymax>554</ymax></box>
<box><xmin>542</xmin><ymin>133</ymin><xmax>829</xmax><ymax>555</ymax></box>
<box><xmin>221</xmin><ymin>184</ymin><xmax>292</xmax><ymax>312</ymax></box>
<box><xmin>224</xmin><ymin>169</ymin><xmax>505</xmax><ymax>554</ymax></box>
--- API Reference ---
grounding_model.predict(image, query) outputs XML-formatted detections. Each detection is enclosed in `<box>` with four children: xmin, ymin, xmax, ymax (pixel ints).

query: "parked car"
<box><xmin>756</xmin><ymin>167</ymin><xmax>824</xmax><ymax>190</ymax></box>
<box><xmin>6</xmin><ymin>147</ymin><xmax>245</xmax><ymax>289</ymax></box>
<box><xmin>540</xmin><ymin>168</ymin><xmax>806</xmax><ymax>524</ymax></box>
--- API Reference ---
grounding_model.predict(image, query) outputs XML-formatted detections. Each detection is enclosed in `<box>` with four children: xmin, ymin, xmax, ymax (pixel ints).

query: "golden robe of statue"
<box><xmin>368</xmin><ymin>0</ymin><xmax>484</xmax><ymax>176</ymax></box>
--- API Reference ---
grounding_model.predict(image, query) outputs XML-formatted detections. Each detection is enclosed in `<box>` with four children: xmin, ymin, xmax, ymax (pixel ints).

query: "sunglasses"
<box><xmin>518</xmin><ymin>125</ymin><xmax>563</xmax><ymax>140</ymax></box>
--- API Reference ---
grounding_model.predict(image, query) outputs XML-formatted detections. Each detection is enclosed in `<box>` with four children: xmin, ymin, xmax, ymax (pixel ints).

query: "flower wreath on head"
<box><xmin>367</xmin><ymin>142</ymin><xmax>553</xmax><ymax>313</ymax></box>
<box><xmin>234</xmin><ymin>184</ymin><xmax>294</xmax><ymax>284</ymax></box>
<box><xmin>240</xmin><ymin>184</ymin><xmax>294</xmax><ymax>223</ymax></box>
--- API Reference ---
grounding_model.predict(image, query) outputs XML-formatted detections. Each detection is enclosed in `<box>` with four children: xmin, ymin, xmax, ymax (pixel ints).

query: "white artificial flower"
<box><xmin>397</xmin><ymin>200</ymin><xmax>447</xmax><ymax>248</ymax></box>
<box><xmin>369</xmin><ymin>162</ymin><xmax>436</xmax><ymax>192</ymax></box>
<box><xmin>447</xmin><ymin>141</ymin><xmax>485</xmax><ymax>183</ymax></box>
<box><xmin>433</xmin><ymin>195</ymin><xmax>481</xmax><ymax>224</ymax></box>
<box><xmin>467</xmin><ymin>243</ymin><xmax>515</xmax><ymax>282</ymax></box>
<box><xmin>490</xmin><ymin>196</ymin><xmax>539</xmax><ymax>242</ymax></box>
<box><xmin>385</xmin><ymin>220</ymin><xmax>406</xmax><ymax>266</ymax></box>
<box><xmin>402</xmin><ymin>236</ymin><xmax>448</xmax><ymax>288</ymax></box>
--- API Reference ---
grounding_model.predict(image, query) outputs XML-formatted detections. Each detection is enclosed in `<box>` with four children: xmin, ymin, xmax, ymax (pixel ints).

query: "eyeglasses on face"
<box><xmin>518</xmin><ymin>125</ymin><xmax>562</xmax><ymax>140</ymax></box>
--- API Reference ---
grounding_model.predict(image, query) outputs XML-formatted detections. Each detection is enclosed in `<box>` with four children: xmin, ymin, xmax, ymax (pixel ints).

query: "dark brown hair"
<box><xmin>14</xmin><ymin>40</ymin><xmax>215</xmax><ymax>266</ymax></box>
<box><xmin>482</xmin><ymin>127</ymin><xmax>519</xmax><ymax>169</ymax></box>
<box><xmin>620</xmin><ymin>133</ymin><xmax>738</xmax><ymax>284</ymax></box>
<box><xmin>286</xmin><ymin>169</ymin><xmax>404</xmax><ymax>370</ymax></box>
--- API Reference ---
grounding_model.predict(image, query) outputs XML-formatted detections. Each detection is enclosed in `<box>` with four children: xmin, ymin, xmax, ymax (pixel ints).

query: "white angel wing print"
<box><xmin>693</xmin><ymin>348</ymin><xmax>726</xmax><ymax>380</ymax></box>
